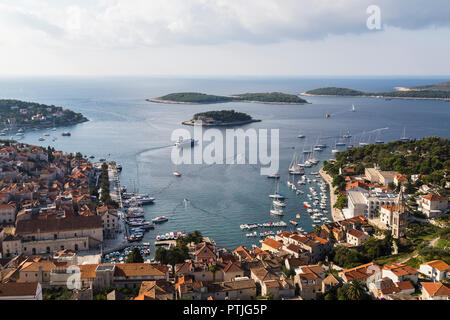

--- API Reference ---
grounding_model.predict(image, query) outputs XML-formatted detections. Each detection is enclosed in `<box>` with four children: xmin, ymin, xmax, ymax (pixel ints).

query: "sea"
<box><xmin>0</xmin><ymin>76</ymin><xmax>449</xmax><ymax>252</ymax></box>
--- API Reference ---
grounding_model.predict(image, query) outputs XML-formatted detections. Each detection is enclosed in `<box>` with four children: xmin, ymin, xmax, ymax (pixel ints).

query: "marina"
<box><xmin>10</xmin><ymin>76</ymin><xmax>450</xmax><ymax>252</ymax></box>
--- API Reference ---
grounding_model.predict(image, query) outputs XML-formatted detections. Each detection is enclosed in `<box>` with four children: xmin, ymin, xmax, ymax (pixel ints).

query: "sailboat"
<box><xmin>343</xmin><ymin>129</ymin><xmax>352</xmax><ymax>139</ymax></box>
<box><xmin>289</xmin><ymin>151</ymin><xmax>304</xmax><ymax>175</ymax></box>
<box><xmin>331</xmin><ymin>140</ymin><xmax>339</xmax><ymax>154</ymax></box>
<box><xmin>269</xmin><ymin>182</ymin><xmax>286</xmax><ymax>199</ymax></box>
<box><xmin>400</xmin><ymin>127</ymin><xmax>410</xmax><ymax>142</ymax></box>
<box><xmin>270</xmin><ymin>200</ymin><xmax>284</xmax><ymax>216</ymax></box>
<box><xmin>359</xmin><ymin>131</ymin><xmax>369</xmax><ymax>146</ymax></box>
<box><xmin>375</xmin><ymin>130</ymin><xmax>384</xmax><ymax>144</ymax></box>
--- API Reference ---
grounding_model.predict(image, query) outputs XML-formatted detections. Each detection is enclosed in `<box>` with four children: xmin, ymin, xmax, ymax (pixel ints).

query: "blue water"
<box><xmin>0</xmin><ymin>76</ymin><xmax>449</xmax><ymax>251</ymax></box>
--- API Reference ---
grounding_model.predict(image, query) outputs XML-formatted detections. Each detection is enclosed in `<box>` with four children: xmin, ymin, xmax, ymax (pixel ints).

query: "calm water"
<box><xmin>1</xmin><ymin>76</ymin><xmax>449</xmax><ymax>251</ymax></box>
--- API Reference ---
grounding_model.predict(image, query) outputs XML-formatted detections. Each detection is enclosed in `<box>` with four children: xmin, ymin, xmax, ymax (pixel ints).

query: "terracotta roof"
<box><xmin>383</xmin><ymin>264</ymin><xmax>418</xmax><ymax>277</ymax></box>
<box><xmin>396</xmin><ymin>281</ymin><xmax>415</xmax><ymax>291</ymax></box>
<box><xmin>347</xmin><ymin>228</ymin><xmax>366</xmax><ymax>239</ymax></box>
<box><xmin>422</xmin><ymin>193</ymin><xmax>447</xmax><ymax>201</ymax></box>
<box><xmin>250</xmin><ymin>267</ymin><xmax>279</xmax><ymax>282</ymax></box>
<box><xmin>0</xmin><ymin>282</ymin><xmax>39</xmax><ymax>297</ymax></box>
<box><xmin>15</xmin><ymin>215</ymin><xmax>102</xmax><ymax>235</ymax></box>
<box><xmin>421</xmin><ymin>282</ymin><xmax>450</xmax><ymax>297</ymax></box>
<box><xmin>341</xmin><ymin>263</ymin><xmax>379</xmax><ymax>282</ymax></box>
<box><xmin>422</xmin><ymin>260</ymin><xmax>450</xmax><ymax>272</ymax></box>
<box><xmin>262</xmin><ymin>238</ymin><xmax>283</xmax><ymax>250</ymax></box>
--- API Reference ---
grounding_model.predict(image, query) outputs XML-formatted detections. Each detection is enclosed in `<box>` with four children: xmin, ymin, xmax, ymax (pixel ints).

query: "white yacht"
<box><xmin>289</xmin><ymin>151</ymin><xmax>304</xmax><ymax>175</ymax></box>
<box><xmin>173</xmin><ymin>171</ymin><xmax>182</xmax><ymax>177</ymax></box>
<box><xmin>272</xmin><ymin>200</ymin><xmax>286</xmax><ymax>207</ymax></box>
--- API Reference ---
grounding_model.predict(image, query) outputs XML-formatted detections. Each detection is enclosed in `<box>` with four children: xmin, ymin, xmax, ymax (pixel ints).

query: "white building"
<box><xmin>419</xmin><ymin>260</ymin><xmax>450</xmax><ymax>282</ymax></box>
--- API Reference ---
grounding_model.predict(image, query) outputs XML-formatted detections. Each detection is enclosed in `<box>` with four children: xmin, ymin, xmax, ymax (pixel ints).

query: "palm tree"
<box><xmin>343</xmin><ymin>280</ymin><xmax>368</xmax><ymax>300</ymax></box>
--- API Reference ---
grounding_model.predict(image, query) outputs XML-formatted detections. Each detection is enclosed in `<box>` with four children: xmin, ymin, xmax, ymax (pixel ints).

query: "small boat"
<box><xmin>325</xmin><ymin>113</ymin><xmax>330</xmax><ymax>118</ymax></box>
<box><xmin>297</xmin><ymin>133</ymin><xmax>305</xmax><ymax>138</ymax></box>
<box><xmin>296</xmin><ymin>214</ymin><xmax>301</xmax><ymax>219</ymax></box>
<box><xmin>52</xmin><ymin>128</ymin><xmax>56</xmax><ymax>131</ymax></box>
<box><xmin>117</xmin><ymin>164</ymin><xmax>122</xmax><ymax>171</ymax></box>
<box><xmin>173</xmin><ymin>171</ymin><xmax>182</xmax><ymax>177</ymax></box>
<box><xmin>44</xmin><ymin>133</ymin><xmax>50</xmax><ymax>136</ymax></box>
<box><xmin>38</xmin><ymin>137</ymin><xmax>45</xmax><ymax>141</ymax></box>
<box><xmin>175</xmin><ymin>137</ymin><xmax>198</xmax><ymax>148</ymax></box>
<box><xmin>61</xmin><ymin>131</ymin><xmax>71</xmax><ymax>136</ymax></box>
<box><xmin>272</xmin><ymin>200</ymin><xmax>286</xmax><ymax>207</ymax></box>
<box><xmin>267</xmin><ymin>173</ymin><xmax>280</xmax><ymax>179</ymax></box>
<box><xmin>351</xmin><ymin>104</ymin><xmax>356</xmax><ymax>112</ymax></box>
<box><xmin>152</xmin><ymin>216</ymin><xmax>169</xmax><ymax>223</ymax></box>
<box><xmin>99</xmin><ymin>158</ymin><xmax>106</xmax><ymax>162</ymax></box>
<box><xmin>270</xmin><ymin>209</ymin><xmax>284</xmax><ymax>216</ymax></box>
<box><xmin>290</xmin><ymin>220</ymin><xmax>298</xmax><ymax>226</ymax></box>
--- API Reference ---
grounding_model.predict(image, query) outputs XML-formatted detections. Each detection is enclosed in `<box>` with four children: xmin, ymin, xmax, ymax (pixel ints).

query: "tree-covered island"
<box><xmin>148</xmin><ymin>91</ymin><xmax>308</xmax><ymax>104</ymax></box>
<box><xmin>0</xmin><ymin>99</ymin><xmax>88</xmax><ymax>131</ymax></box>
<box><xmin>182</xmin><ymin>110</ymin><xmax>261</xmax><ymax>126</ymax></box>
<box><xmin>303</xmin><ymin>81</ymin><xmax>450</xmax><ymax>100</ymax></box>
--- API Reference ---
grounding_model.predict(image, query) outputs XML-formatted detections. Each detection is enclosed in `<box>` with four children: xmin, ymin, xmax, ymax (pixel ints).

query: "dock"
<box><xmin>154</xmin><ymin>240</ymin><xmax>176</xmax><ymax>248</ymax></box>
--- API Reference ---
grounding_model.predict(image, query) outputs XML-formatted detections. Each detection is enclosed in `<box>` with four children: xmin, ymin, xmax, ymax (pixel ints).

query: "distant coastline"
<box><xmin>301</xmin><ymin>81</ymin><xmax>450</xmax><ymax>101</ymax></box>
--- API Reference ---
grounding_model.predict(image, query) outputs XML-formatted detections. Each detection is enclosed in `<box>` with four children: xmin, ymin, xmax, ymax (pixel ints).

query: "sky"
<box><xmin>0</xmin><ymin>0</ymin><xmax>449</xmax><ymax>77</ymax></box>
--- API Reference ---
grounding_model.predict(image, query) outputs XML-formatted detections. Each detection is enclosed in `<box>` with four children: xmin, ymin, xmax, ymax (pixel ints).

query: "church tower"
<box><xmin>392</xmin><ymin>188</ymin><xmax>407</xmax><ymax>239</ymax></box>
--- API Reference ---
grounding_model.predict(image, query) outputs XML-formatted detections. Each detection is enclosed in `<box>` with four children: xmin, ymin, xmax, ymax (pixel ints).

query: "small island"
<box><xmin>302</xmin><ymin>81</ymin><xmax>450</xmax><ymax>100</ymax></box>
<box><xmin>148</xmin><ymin>92</ymin><xmax>308</xmax><ymax>104</ymax></box>
<box><xmin>182</xmin><ymin>110</ymin><xmax>261</xmax><ymax>126</ymax></box>
<box><xmin>0</xmin><ymin>99</ymin><xmax>88</xmax><ymax>131</ymax></box>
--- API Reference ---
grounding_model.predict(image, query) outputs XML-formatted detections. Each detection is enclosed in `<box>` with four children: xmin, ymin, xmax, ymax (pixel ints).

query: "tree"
<box><xmin>338</xmin><ymin>281</ymin><xmax>370</xmax><ymax>300</ymax></box>
<box><xmin>155</xmin><ymin>247</ymin><xmax>168</xmax><ymax>265</ymax></box>
<box><xmin>126</xmin><ymin>248</ymin><xmax>144</xmax><ymax>263</ymax></box>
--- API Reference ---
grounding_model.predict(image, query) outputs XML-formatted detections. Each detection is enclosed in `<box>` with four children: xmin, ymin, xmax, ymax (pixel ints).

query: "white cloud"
<box><xmin>1</xmin><ymin>0</ymin><xmax>450</xmax><ymax>48</ymax></box>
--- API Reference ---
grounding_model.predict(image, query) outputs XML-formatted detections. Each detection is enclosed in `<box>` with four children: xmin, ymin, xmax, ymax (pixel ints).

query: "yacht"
<box><xmin>289</xmin><ymin>151</ymin><xmax>304</xmax><ymax>175</ymax></box>
<box><xmin>400</xmin><ymin>127</ymin><xmax>410</xmax><ymax>142</ymax></box>
<box><xmin>273</xmin><ymin>200</ymin><xmax>286</xmax><ymax>207</ymax></box>
<box><xmin>289</xmin><ymin>220</ymin><xmax>298</xmax><ymax>226</ymax></box>
<box><xmin>173</xmin><ymin>171</ymin><xmax>182</xmax><ymax>177</ymax></box>
<box><xmin>152</xmin><ymin>216</ymin><xmax>169</xmax><ymax>223</ymax></box>
<box><xmin>297</xmin><ymin>133</ymin><xmax>305</xmax><ymax>138</ymax></box>
<box><xmin>267</xmin><ymin>173</ymin><xmax>280</xmax><ymax>179</ymax></box>
<box><xmin>270</xmin><ymin>208</ymin><xmax>284</xmax><ymax>216</ymax></box>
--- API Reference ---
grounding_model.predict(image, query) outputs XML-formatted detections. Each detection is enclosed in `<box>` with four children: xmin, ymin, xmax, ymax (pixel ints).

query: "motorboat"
<box><xmin>152</xmin><ymin>216</ymin><xmax>169</xmax><ymax>223</ymax></box>
<box><xmin>173</xmin><ymin>171</ymin><xmax>182</xmax><ymax>177</ymax></box>
<box><xmin>175</xmin><ymin>137</ymin><xmax>198</xmax><ymax>148</ymax></box>
<box><xmin>272</xmin><ymin>200</ymin><xmax>286</xmax><ymax>207</ymax></box>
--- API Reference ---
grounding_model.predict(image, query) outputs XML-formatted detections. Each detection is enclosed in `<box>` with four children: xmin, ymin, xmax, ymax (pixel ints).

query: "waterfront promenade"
<box><xmin>319</xmin><ymin>168</ymin><xmax>345</xmax><ymax>222</ymax></box>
